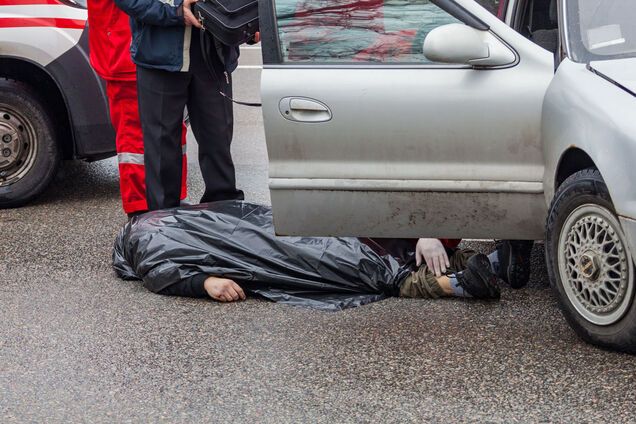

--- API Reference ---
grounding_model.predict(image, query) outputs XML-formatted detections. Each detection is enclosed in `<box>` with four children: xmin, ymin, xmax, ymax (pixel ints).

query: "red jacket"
<box><xmin>87</xmin><ymin>0</ymin><xmax>136</xmax><ymax>81</ymax></box>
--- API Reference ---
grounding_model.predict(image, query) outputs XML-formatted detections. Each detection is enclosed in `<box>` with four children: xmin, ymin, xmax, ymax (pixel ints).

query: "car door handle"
<box><xmin>279</xmin><ymin>97</ymin><xmax>332</xmax><ymax>123</ymax></box>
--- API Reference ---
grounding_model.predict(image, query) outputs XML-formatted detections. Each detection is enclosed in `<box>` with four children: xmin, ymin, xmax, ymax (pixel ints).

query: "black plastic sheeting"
<box><xmin>113</xmin><ymin>201</ymin><xmax>412</xmax><ymax>311</ymax></box>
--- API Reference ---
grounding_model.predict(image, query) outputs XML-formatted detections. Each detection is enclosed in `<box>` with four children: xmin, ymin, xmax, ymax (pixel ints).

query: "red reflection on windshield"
<box><xmin>292</xmin><ymin>0</ymin><xmax>383</xmax><ymax>18</ymax></box>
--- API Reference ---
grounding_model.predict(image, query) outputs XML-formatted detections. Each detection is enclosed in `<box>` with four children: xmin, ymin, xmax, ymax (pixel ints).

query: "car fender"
<box><xmin>543</xmin><ymin>59</ymin><xmax>636</xmax><ymax>220</ymax></box>
<box><xmin>0</xmin><ymin>3</ymin><xmax>114</xmax><ymax>159</ymax></box>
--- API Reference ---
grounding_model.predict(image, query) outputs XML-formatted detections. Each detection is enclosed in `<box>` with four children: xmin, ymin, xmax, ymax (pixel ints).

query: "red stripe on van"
<box><xmin>0</xmin><ymin>0</ymin><xmax>62</xmax><ymax>5</ymax></box>
<box><xmin>0</xmin><ymin>17</ymin><xmax>85</xmax><ymax>29</ymax></box>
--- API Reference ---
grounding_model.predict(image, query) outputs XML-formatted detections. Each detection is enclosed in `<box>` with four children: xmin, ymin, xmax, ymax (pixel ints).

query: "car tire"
<box><xmin>0</xmin><ymin>79</ymin><xmax>59</xmax><ymax>208</ymax></box>
<box><xmin>546</xmin><ymin>168</ymin><xmax>636</xmax><ymax>353</ymax></box>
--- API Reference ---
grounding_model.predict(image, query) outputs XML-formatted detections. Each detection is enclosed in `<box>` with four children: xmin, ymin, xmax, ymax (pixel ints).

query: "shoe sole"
<box><xmin>467</xmin><ymin>254</ymin><xmax>501</xmax><ymax>300</ymax></box>
<box><xmin>502</xmin><ymin>241</ymin><xmax>533</xmax><ymax>289</ymax></box>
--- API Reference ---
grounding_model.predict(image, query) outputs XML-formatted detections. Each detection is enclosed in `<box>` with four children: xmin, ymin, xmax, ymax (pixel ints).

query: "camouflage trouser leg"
<box><xmin>399</xmin><ymin>249</ymin><xmax>477</xmax><ymax>298</ymax></box>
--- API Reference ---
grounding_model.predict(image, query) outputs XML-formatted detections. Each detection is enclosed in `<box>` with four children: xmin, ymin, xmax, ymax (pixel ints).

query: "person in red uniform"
<box><xmin>86</xmin><ymin>0</ymin><xmax>188</xmax><ymax>217</ymax></box>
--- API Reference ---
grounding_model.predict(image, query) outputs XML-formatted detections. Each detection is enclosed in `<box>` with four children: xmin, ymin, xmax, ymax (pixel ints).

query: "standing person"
<box><xmin>86</xmin><ymin>0</ymin><xmax>188</xmax><ymax>218</ymax></box>
<box><xmin>114</xmin><ymin>0</ymin><xmax>244</xmax><ymax>211</ymax></box>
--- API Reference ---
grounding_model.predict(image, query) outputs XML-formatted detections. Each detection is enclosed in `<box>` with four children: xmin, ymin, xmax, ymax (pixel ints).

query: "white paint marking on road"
<box><xmin>237</xmin><ymin>65</ymin><xmax>263</xmax><ymax>69</ymax></box>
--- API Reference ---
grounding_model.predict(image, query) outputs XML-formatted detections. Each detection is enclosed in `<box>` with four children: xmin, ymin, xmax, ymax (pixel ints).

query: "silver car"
<box><xmin>259</xmin><ymin>0</ymin><xmax>636</xmax><ymax>351</ymax></box>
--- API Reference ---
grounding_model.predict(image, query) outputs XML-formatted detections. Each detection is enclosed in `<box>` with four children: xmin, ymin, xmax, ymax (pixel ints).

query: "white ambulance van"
<box><xmin>0</xmin><ymin>0</ymin><xmax>114</xmax><ymax>207</ymax></box>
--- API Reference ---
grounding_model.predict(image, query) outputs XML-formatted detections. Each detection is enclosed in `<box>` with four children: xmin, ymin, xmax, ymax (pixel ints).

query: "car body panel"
<box><xmin>543</xmin><ymin>0</ymin><xmax>636</xmax><ymax>236</ymax></box>
<box><xmin>261</xmin><ymin>0</ymin><xmax>553</xmax><ymax>238</ymax></box>
<box><xmin>544</xmin><ymin>0</ymin><xmax>636</xmax><ymax>269</ymax></box>
<box><xmin>0</xmin><ymin>3</ymin><xmax>85</xmax><ymax>65</ymax></box>
<box><xmin>0</xmin><ymin>2</ymin><xmax>115</xmax><ymax>160</ymax></box>
<box><xmin>44</xmin><ymin>28</ymin><xmax>115</xmax><ymax>159</ymax></box>
<box><xmin>589</xmin><ymin>58</ymin><xmax>636</xmax><ymax>96</ymax></box>
<box><xmin>269</xmin><ymin>187</ymin><xmax>547</xmax><ymax>239</ymax></box>
<box><xmin>620</xmin><ymin>217</ymin><xmax>636</xmax><ymax>269</ymax></box>
<box><xmin>542</xmin><ymin>58</ymin><xmax>636</xmax><ymax>221</ymax></box>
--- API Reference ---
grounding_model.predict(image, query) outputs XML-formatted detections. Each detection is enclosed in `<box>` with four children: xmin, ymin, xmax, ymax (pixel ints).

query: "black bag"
<box><xmin>194</xmin><ymin>0</ymin><xmax>259</xmax><ymax>46</ymax></box>
<box><xmin>113</xmin><ymin>201</ymin><xmax>411</xmax><ymax>311</ymax></box>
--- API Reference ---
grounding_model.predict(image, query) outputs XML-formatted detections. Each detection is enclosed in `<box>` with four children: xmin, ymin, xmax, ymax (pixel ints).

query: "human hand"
<box><xmin>204</xmin><ymin>276</ymin><xmax>246</xmax><ymax>302</ymax></box>
<box><xmin>415</xmin><ymin>238</ymin><xmax>450</xmax><ymax>277</ymax></box>
<box><xmin>183</xmin><ymin>0</ymin><xmax>202</xmax><ymax>29</ymax></box>
<box><xmin>246</xmin><ymin>31</ymin><xmax>260</xmax><ymax>45</ymax></box>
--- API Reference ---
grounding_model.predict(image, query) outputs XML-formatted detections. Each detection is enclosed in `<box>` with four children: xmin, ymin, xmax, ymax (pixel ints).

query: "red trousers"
<box><xmin>105</xmin><ymin>80</ymin><xmax>187</xmax><ymax>213</ymax></box>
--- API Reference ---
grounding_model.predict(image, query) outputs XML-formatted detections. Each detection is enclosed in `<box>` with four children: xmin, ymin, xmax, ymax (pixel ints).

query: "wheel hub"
<box><xmin>558</xmin><ymin>205</ymin><xmax>634</xmax><ymax>326</ymax></box>
<box><xmin>0</xmin><ymin>106</ymin><xmax>37</xmax><ymax>186</ymax></box>
<box><xmin>579</xmin><ymin>251</ymin><xmax>600</xmax><ymax>281</ymax></box>
<box><xmin>0</xmin><ymin>121</ymin><xmax>22</xmax><ymax>171</ymax></box>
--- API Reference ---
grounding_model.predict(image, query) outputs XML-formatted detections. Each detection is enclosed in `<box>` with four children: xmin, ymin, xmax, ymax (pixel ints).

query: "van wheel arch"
<box><xmin>0</xmin><ymin>58</ymin><xmax>74</xmax><ymax>159</ymax></box>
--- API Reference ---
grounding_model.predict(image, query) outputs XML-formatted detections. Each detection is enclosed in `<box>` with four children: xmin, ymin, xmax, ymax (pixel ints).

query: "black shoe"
<box><xmin>127</xmin><ymin>210</ymin><xmax>148</xmax><ymax>221</ymax></box>
<box><xmin>455</xmin><ymin>254</ymin><xmax>501</xmax><ymax>300</ymax></box>
<box><xmin>495</xmin><ymin>240</ymin><xmax>534</xmax><ymax>289</ymax></box>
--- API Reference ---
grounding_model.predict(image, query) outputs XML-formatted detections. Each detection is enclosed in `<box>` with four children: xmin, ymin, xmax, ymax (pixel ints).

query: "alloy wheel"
<box><xmin>558</xmin><ymin>204</ymin><xmax>634</xmax><ymax>325</ymax></box>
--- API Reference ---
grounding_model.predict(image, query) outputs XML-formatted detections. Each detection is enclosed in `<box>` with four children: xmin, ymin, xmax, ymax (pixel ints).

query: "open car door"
<box><xmin>259</xmin><ymin>0</ymin><xmax>554</xmax><ymax>239</ymax></box>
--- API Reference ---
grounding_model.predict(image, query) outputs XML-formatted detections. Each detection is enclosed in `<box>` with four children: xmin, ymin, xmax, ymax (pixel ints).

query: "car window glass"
<box><xmin>474</xmin><ymin>0</ymin><xmax>505</xmax><ymax>19</ymax></box>
<box><xmin>274</xmin><ymin>0</ymin><xmax>460</xmax><ymax>64</ymax></box>
<box><xmin>568</xmin><ymin>0</ymin><xmax>636</xmax><ymax>61</ymax></box>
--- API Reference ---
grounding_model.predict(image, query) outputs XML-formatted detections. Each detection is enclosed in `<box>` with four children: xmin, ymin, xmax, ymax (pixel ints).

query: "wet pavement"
<box><xmin>2</xmin><ymin>63</ymin><xmax>636</xmax><ymax>423</ymax></box>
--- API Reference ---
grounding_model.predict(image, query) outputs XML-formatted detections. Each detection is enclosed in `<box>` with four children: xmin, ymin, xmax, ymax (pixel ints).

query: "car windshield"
<box><xmin>566</xmin><ymin>0</ymin><xmax>636</xmax><ymax>62</ymax></box>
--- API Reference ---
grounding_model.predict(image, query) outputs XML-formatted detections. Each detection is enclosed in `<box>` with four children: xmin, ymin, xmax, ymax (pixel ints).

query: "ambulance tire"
<box><xmin>0</xmin><ymin>79</ymin><xmax>59</xmax><ymax>208</ymax></box>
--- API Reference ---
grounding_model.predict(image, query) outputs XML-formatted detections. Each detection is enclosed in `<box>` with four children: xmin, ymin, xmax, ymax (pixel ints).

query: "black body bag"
<box><xmin>113</xmin><ymin>201</ymin><xmax>411</xmax><ymax>311</ymax></box>
<box><xmin>194</xmin><ymin>0</ymin><xmax>259</xmax><ymax>46</ymax></box>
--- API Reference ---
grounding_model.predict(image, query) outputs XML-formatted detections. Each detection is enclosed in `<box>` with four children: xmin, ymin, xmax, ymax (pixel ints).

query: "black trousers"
<box><xmin>137</xmin><ymin>29</ymin><xmax>244</xmax><ymax>210</ymax></box>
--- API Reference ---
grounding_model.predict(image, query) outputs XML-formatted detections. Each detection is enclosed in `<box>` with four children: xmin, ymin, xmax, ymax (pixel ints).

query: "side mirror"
<box><xmin>423</xmin><ymin>23</ymin><xmax>516</xmax><ymax>67</ymax></box>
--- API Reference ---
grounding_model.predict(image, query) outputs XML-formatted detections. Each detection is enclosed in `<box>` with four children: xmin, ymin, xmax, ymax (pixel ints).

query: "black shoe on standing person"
<box><xmin>495</xmin><ymin>240</ymin><xmax>534</xmax><ymax>289</ymax></box>
<box><xmin>127</xmin><ymin>210</ymin><xmax>147</xmax><ymax>221</ymax></box>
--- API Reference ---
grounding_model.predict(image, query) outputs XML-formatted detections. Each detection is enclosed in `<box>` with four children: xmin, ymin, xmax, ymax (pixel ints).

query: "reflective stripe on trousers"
<box><xmin>118</xmin><ymin>144</ymin><xmax>187</xmax><ymax>165</ymax></box>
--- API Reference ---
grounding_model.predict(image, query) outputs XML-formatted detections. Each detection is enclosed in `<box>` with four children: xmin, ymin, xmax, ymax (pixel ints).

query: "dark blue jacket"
<box><xmin>114</xmin><ymin>0</ymin><xmax>239</xmax><ymax>73</ymax></box>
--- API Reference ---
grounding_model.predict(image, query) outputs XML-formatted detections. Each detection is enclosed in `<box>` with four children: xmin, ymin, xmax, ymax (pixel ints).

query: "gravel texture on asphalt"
<box><xmin>1</xmin><ymin>69</ymin><xmax>635</xmax><ymax>423</ymax></box>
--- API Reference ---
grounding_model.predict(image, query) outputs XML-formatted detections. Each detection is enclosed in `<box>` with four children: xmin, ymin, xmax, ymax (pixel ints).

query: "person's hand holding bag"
<box><xmin>183</xmin><ymin>0</ymin><xmax>202</xmax><ymax>28</ymax></box>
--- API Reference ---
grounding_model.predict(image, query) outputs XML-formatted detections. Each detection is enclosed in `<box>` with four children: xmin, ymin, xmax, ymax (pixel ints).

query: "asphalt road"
<box><xmin>2</xmin><ymin>52</ymin><xmax>636</xmax><ymax>423</ymax></box>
